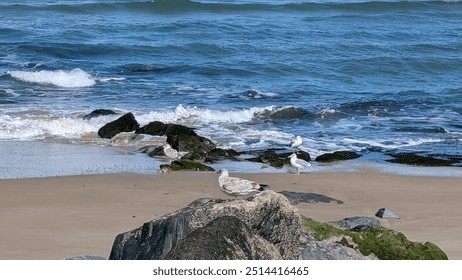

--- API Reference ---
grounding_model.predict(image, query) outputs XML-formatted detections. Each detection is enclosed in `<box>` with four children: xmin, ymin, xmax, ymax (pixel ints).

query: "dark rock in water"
<box><xmin>293</xmin><ymin>150</ymin><xmax>311</xmax><ymax>161</ymax></box>
<box><xmin>66</xmin><ymin>255</ymin><xmax>106</xmax><ymax>260</ymax></box>
<box><xmin>315</xmin><ymin>151</ymin><xmax>361</xmax><ymax>163</ymax></box>
<box><xmin>136</xmin><ymin>121</ymin><xmax>168</xmax><ymax>136</ymax></box>
<box><xmin>387</xmin><ymin>153</ymin><xmax>455</xmax><ymax>167</ymax></box>
<box><xmin>97</xmin><ymin>112</ymin><xmax>140</xmax><ymax>139</ymax></box>
<box><xmin>257</xmin><ymin>106</ymin><xmax>309</xmax><ymax>120</ymax></box>
<box><xmin>139</xmin><ymin>145</ymin><xmax>164</xmax><ymax>157</ymax></box>
<box><xmin>167</xmin><ymin>134</ymin><xmax>216</xmax><ymax>160</ymax></box>
<box><xmin>136</xmin><ymin>121</ymin><xmax>216</xmax><ymax>160</ymax></box>
<box><xmin>109</xmin><ymin>190</ymin><xmax>301</xmax><ymax>260</ymax></box>
<box><xmin>159</xmin><ymin>160</ymin><xmax>214</xmax><ymax>172</ymax></box>
<box><xmin>165</xmin><ymin>123</ymin><xmax>197</xmax><ymax>137</ymax></box>
<box><xmin>166</xmin><ymin>216</ymin><xmax>281</xmax><ymax>260</ymax></box>
<box><xmin>247</xmin><ymin>149</ymin><xmax>310</xmax><ymax>168</ymax></box>
<box><xmin>207</xmin><ymin>148</ymin><xmax>240</xmax><ymax>160</ymax></box>
<box><xmin>83</xmin><ymin>109</ymin><xmax>117</xmax><ymax>120</ymax></box>
<box><xmin>247</xmin><ymin>150</ymin><xmax>285</xmax><ymax>168</ymax></box>
<box><xmin>375</xmin><ymin>208</ymin><xmax>400</xmax><ymax>219</ymax></box>
<box><xmin>136</xmin><ymin>122</ymin><xmax>196</xmax><ymax>137</ymax></box>
<box><xmin>279</xmin><ymin>191</ymin><xmax>343</xmax><ymax>205</ymax></box>
<box><xmin>334</xmin><ymin>217</ymin><xmax>383</xmax><ymax>232</ymax></box>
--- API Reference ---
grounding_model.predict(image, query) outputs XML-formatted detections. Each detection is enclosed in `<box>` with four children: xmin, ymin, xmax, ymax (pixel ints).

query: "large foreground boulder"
<box><xmin>109</xmin><ymin>190</ymin><xmax>301</xmax><ymax>260</ymax></box>
<box><xmin>97</xmin><ymin>113</ymin><xmax>139</xmax><ymax>139</ymax></box>
<box><xmin>166</xmin><ymin>216</ymin><xmax>281</xmax><ymax>260</ymax></box>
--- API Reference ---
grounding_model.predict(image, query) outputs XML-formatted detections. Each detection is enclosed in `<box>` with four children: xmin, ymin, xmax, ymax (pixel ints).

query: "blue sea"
<box><xmin>1</xmin><ymin>0</ymin><xmax>461</xmax><ymax>178</ymax></box>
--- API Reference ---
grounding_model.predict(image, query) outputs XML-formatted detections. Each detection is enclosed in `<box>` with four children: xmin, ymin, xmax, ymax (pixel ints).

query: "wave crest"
<box><xmin>137</xmin><ymin>104</ymin><xmax>308</xmax><ymax>126</ymax></box>
<box><xmin>8</xmin><ymin>68</ymin><xmax>96</xmax><ymax>88</ymax></box>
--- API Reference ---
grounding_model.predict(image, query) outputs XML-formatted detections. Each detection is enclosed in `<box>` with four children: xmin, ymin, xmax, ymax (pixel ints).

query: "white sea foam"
<box><xmin>342</xmin><ymin>137</ymin><xmax>444</xmax><ymax>150</ymax></box>
<box><xmin>0</xmin><ymin>113</ymin><xmax>106</xmax><ymax>141</ymax></box>
<box><xmin>8</xmin><ymin>68</ymin><xmax>96</xmax><ymax>88</ymax></box>
<box><xmin>137</xmin><ymin>104</ymin><xmax>287</xmax><ymax>126</ymax></box>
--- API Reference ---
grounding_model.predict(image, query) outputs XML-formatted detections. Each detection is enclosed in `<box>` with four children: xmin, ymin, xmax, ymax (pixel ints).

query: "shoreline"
<box><xmin>1</xmin><ymin>170</ymin><xmax>461</xmax><ymax>260</ymax></box>
<box><xmin>1</xmin><ymin>140</ymin><xmax>461</xmax><ymax>180</ymax></box>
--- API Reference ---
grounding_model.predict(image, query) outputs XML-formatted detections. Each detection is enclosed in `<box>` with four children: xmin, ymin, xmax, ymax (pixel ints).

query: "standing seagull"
<box><xmin>217</xmin><ymin>168</ymin><xmax>267</xmax><ymax>197</ymax></box>
<box><xmin>163</xmin><ymin>143</ymin><xmax>181</xmax><ymax>163</ymax></box>
<box><xmin>288</xmin><ymin>153</ymin><xmax>311</xmax><ymax>175</ymax></box>
<box><xmin>290</xmin><ymin>135</ymin><xmax>303</xmax><ymax>152</ymax></box>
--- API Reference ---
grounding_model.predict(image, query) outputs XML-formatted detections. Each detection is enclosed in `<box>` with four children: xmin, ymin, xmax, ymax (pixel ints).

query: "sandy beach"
<box><xmin>0</xmin><ymin>170</ymin><xmax>461</xmax><ymax>260</ymax></box>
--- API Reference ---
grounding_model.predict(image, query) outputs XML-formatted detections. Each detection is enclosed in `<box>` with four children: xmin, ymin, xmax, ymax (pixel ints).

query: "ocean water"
<box><xmin>1</xmin><ymin>0</ymin><xmax>461</xmax><ymax>177</ymax></box>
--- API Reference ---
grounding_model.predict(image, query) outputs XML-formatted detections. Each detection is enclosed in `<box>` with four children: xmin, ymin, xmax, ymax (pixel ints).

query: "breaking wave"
<box><xmin>8</xmin><ymin>68</ymin><xmax>96</xmax><ymax>88</ymax></box>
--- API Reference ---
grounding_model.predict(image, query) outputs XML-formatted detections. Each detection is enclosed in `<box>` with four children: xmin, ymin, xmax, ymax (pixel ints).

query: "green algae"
<box><xmin>301</xmin><ymin>216</ymin><xmax>448</xmax><ymax>260</ymax></box>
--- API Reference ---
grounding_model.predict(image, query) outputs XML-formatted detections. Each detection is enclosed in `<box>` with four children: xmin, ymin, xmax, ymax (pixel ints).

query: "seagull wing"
<box><xmin>296</xmin><ymin>158</ymin><xmax>311</xmax><ymax>167</ymax></box>
<box><xmin>223</xmin><ymin>176</ymin><xmax>262</xmax><ymax>195</ymax></box>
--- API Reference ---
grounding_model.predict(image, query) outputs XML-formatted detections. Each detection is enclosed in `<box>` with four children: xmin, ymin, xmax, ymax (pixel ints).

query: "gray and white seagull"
<box><xmin>217</xmin><ymin>168</ymin><xmax>268</xmax><ymax>197</ymax></box>
<box><xmin>290</xmin><ymin>135</ymin><xmax>303</xmax><ymax>152</ymax></box>
<box><xmin>288</xmin><ymin>153</ymin><xmax>311</xmax><ymax>175</ymax></box>
<box><xmin>163</xmin><ymin>143</ymin><xmax>181</xmax><ymax>163</ymax></box>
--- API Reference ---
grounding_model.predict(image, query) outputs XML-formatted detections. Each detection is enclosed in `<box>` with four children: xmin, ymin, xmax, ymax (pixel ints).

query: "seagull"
<box><xmin>290</xmin><ymin>135</ymin><xmax>303</xmax><ymax>152</ymax></box>
<box><xmin>217</xmin><ymin>168</ymin><xmax>268</xmax><ymax>197</ymax></box>
<box><xmin>163</xmin><ymin>143</ymin><xmax>181</xmax><ymax>163</ymax></box>
<box><xmin>288</xmin><ymin>153</ymin><xmax>311</xmax><ymax>175</ymax></box>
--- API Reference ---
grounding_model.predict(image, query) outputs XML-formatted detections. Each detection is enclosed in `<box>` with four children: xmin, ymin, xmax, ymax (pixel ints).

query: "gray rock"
<box><xmin>375</xmin><ymin>208</ymin><xmax>400</xmax><ymax>219</ymax></box>
<box><xmin>334</xmin><ymin>216</ymin><xmax>382</xmax><ymax>232</ymax></box>
<box><xmin>279</xmin><ymin>191</ymin><xmax>343</xmax><ymax>205</ymax></box>
<box><xmin>300</xmin><ymin>233</ymin><xmax>377</xmax><ymax>260</ymax></box>
<box><xmin>109</xmin><ymin>190</ymin><xmax>301</xmax><ymax>260</ymax></box>
<box><xmin>166</xmin><ymin>216</ymin><xmax>281</xmax><ymax>260</ymax></box>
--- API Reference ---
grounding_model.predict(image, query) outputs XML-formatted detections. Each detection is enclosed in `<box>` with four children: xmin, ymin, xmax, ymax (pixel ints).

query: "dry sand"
<box><xmin>0</xmin><ymin>170</ymin><xmax>461</xmax><ymax>260</ymax></box>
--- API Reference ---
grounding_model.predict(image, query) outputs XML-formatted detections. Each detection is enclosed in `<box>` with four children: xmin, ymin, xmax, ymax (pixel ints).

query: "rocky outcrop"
<box><xmin>136</xmin><ymin>121</ymin><xmax>216</xmax><ymax>160</ymax></box>
<box><xmin>135</xmin><ymin>121</ymin><xmax>168</xmax><ymax>136</ymax></box>
<box><xmin>159</xmin><ymin>160</ymin><xmax>214</xmax><ymax>172</ymax></box>
<box><xmin>166</xmin><ymin>216</ymin><xmax>281</xmax><ymax>260</ymax></box>
<box><xmin>387</xmin><ymin>153</ymin><xmax>456</xmax><ymax>167</ymax></box>
<box><xmin>167</xmin><ymin>134</ymin><xmax>216</xmax><ymax>160</ymax></box>
<box><xmin>97</xmin><ymin>113</ymin><xmax>140</xmax><ymax>139</ymax></box>
<box><xmin>248</xmin><ymin>150</ymin><xmax>311</xmax><ymax>168</ymax></box>
<box><xmin>315</xmin><ymin>151</ymin><xmax>361</xmax><ymax>163</ymax></box>
<box><xmin>83</xmin><ymin>109</ymin><xmax>117</xmax><ymax>120</ymax></box>
<box><xmin>109</xmin><ymin>190</ymin><xmax>301</xmax><ymax>260</ymax></box>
